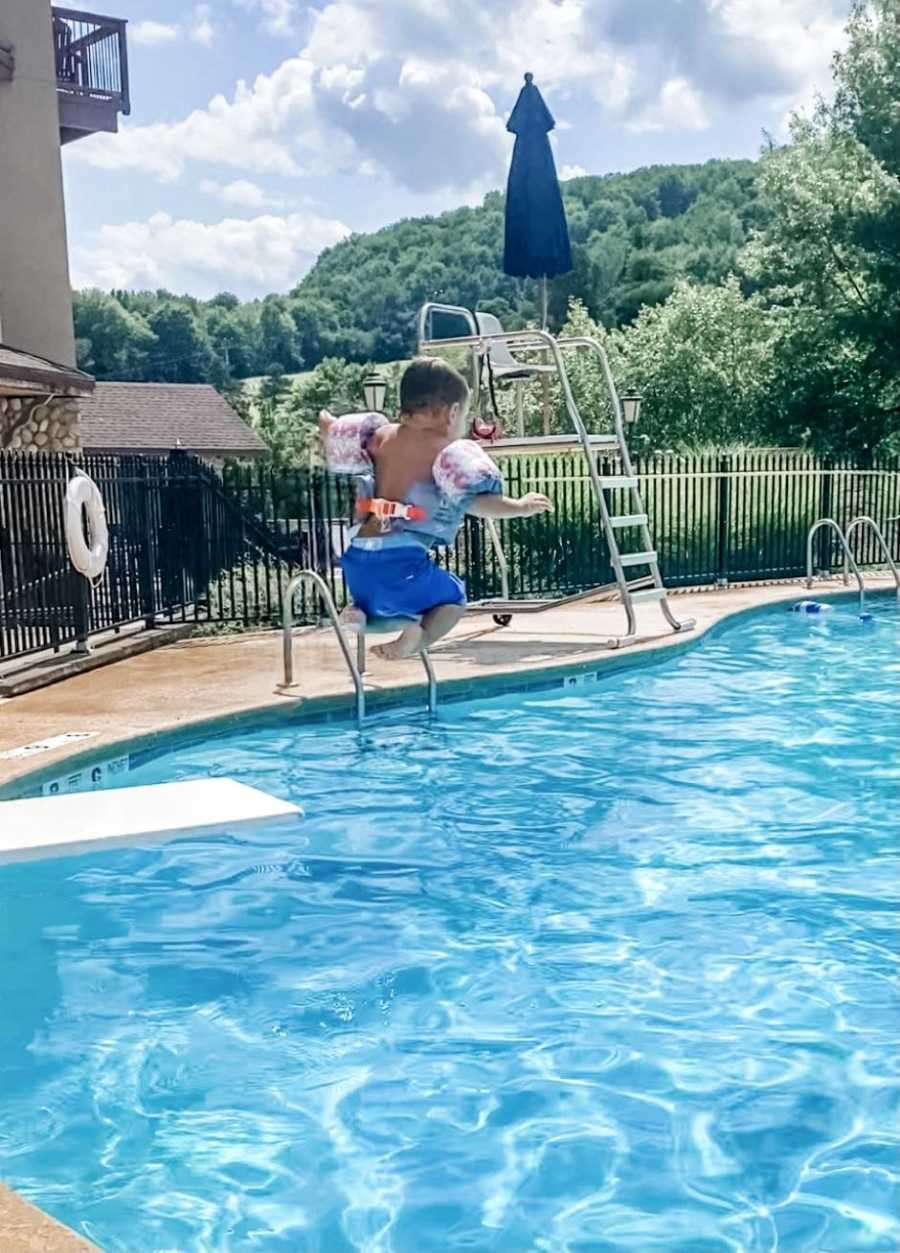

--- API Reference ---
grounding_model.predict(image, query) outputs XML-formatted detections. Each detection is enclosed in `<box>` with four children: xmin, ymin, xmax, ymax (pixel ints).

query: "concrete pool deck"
<box><xmin>0</xmin><ymin>1184</ymin><xmax>96</xmax><ymax>1251</ymax></box>
<box><xmin>1</xmin><ymin>576</ymin><xmax>889</xmax><ymax>795</ymax></box>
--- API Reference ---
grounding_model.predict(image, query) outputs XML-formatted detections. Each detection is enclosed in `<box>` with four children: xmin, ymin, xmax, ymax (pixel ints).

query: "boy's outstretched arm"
<box><xmin>466</xmin><ymin>492</ymin><xmax>553</xmax><ymax>519</ymax></box>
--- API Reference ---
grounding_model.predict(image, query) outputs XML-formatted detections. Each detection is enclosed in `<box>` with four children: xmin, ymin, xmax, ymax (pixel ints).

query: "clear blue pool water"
<box><xmin>1</xmin><ymin>598</ymin><xmax>899</xmax><ymax>1252</ymax></box>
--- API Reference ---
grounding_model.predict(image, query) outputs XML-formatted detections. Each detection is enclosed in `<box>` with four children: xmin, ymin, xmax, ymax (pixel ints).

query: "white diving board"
<box><xmin>0</xmin><ymin>778</ymin><xmax>302</xmax><ymax>864</ymax></box>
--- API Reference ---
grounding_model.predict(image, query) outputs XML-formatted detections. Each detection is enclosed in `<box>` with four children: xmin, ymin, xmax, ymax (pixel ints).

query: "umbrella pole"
<box><xmin>540</xmin><ymin>274</ymin><xmax>551</xmax><ymax>434</ymax></box>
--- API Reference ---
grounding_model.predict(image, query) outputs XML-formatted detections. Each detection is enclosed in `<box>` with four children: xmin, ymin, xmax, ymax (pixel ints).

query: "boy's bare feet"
<box><xmin>372</xmin><ymin>623</ymin><xmax>425</xmax><ymax>660</ymax></box>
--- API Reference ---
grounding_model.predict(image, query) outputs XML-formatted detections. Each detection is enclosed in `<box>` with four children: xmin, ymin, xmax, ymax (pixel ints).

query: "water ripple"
<box><xmin>0</xmin><ymin>601</ymin><xmax>899</xmax><ymax>1250</ymax></box>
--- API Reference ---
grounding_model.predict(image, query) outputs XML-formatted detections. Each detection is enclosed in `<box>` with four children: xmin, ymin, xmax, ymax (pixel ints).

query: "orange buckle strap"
<box><xmin>357</xmin><ymin>497</ymin><xmax>427</xmax><ymax>523</ymax></box>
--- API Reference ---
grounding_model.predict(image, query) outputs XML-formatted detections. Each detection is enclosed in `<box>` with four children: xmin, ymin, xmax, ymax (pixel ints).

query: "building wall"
<box><xmin>0</xmin><ymin>394</ymin><xmax>81</xmax><ymax>451</ymax></box>
<box><xmin>0</xmin><ymin>0</ymin><xmax>76</xmax><ymax>366</ymax></box>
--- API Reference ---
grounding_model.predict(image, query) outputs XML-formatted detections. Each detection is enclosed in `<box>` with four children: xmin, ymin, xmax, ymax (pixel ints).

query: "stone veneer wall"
<box><xmin>0</xmin><ymin>392</ymin><xmax>81</xmax><ymax>452</ymax></box>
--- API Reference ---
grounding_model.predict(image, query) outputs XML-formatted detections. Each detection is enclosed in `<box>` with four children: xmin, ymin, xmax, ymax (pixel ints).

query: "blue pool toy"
<box><xmin>791</xmin><ymin>600</ymin><xmax>831</xmax><ymax>615</ymax></box>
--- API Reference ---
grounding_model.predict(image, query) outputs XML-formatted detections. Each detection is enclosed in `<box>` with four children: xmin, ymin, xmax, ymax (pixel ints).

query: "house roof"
<box><xmin>77</xmin><ymin>382</ymin><xmax>267</xmax><ymax>456</ymax></box>
<box><xmin>0</xmin><ymin>344</ymin><xmax>95</xmax><ymax>395</ymax></box>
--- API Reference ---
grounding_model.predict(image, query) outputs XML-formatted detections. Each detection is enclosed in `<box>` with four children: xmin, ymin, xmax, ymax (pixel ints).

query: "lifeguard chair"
<box><xmin>416</xmin><ymin>302</ymin><xmax>694</xmax><ymax>647</ymax></box>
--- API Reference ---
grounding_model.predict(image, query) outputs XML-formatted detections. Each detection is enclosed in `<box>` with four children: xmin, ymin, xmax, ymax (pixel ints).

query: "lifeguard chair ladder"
<box><xmin>417</xmin><ymin>303</ymin><xmax>695</xmax><ymax>648</ymax></box>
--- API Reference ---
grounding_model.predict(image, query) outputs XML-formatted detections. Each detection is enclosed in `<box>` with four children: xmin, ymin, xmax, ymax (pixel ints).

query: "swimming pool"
<box><xmin>1</xmin><ymin>597</ymin><xmax>899</xmax><ymax>1251</ymax></box>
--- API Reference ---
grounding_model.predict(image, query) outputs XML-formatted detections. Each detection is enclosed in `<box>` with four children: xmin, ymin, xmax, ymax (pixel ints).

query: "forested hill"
<box><xmin>73</xmin><ymin>158</ymin><xmax>763</xmax><ymax>383</ymax></box>
<box><xmin>297</xmin><ymin>158</ymin><xmax>763</xmax><ymax>360</ymax></box>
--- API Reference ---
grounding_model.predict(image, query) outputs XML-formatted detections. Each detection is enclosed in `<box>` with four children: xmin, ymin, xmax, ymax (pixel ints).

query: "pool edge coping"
<box><xmin>0</xmin><ymin>1182</ymin><xmax>98</xmax><ymax>1251</ymax></box>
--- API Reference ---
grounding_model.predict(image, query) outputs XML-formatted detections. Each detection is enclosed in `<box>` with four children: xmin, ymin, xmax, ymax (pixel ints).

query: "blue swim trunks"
<box><xmin>341</xmin><ymin>544</ymin><xmax>466</xmax><ymax>620</ymax></box>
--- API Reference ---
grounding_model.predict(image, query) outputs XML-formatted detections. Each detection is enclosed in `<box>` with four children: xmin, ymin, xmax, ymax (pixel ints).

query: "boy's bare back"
<box><xmin>367</xmin><ymin>423</ymin><xmax>449</xmax><ymax>502</ymax></box>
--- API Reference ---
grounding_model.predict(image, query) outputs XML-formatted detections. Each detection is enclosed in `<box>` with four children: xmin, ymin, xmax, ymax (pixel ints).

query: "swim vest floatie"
<box><xmin>323</xmin><ymin>412</ymin><xmax>503</xmax><ymax>507</ymax></box>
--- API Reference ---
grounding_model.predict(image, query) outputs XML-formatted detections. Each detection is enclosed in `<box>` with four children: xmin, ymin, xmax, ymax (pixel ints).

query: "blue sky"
<box><xmin>64</xmin><ymin>0</ymin><xmax>851</xmax><ymax>300</ymax></box>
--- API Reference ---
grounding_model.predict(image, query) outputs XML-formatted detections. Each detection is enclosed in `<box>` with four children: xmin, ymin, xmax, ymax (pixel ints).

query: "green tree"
<box><xmin>831</xmin><ymin>0</ymin><xmax>900</xmax><ymax>171</ymax></box>
<box><xmin>244</xmin><ymin>372</ymin><xmax>310</xmax><ymax>468</ymax></box>
<box><xmin>260</xmin><ymin>296</ymin><xmax>301</xmax><ymax>373</ymax></box>
<box><xmin>742</xmin><ymin>0</ymin><xmax>900</xmax><ymax>451</ymax></box>
<box><xmin>615</xmin><ymin>278</ymin><xmax>776</xmax><ymax>447</ymax></box>
<box><xmin>72</xmin><ymin>289</ymin><xmax>157</xmax><ymax>379</ymax></box>
<box><xmin>147</xmin><ymin>301</ymin><xmax>219</xmax><ymax>383</ymax></box>
<box><xmin>544</xmin><ymin>286</ymin><xmax>776</xmax><ymax>449</ymax></box>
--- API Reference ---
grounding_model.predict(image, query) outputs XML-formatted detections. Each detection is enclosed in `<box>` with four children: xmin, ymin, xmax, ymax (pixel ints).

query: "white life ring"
<box><xmin>65</xmin><ymin>471</ymin><xmax>109</xmax><ymax>582</ymax></box>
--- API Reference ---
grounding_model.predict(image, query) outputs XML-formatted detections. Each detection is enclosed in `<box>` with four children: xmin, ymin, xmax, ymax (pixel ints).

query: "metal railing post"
<box><xmin>716</xmin><ymin>453</ymin><xmax>731</xmax><ymax>586</ymax></box>
<box><xmin>817</xmin><ymin>457</ymin><xmax>834</xmax><ymax>576</ymax></box>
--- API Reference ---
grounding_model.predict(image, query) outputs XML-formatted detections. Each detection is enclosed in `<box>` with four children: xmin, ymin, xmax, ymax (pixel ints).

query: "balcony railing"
<box><xmin>52</xmin><ymin>7</ymin><xmax>129</xmax><ymax>141</ymax></box>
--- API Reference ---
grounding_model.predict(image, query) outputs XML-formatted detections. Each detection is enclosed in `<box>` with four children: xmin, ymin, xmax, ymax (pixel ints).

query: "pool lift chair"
<box><xmin>417</xmin><ymin>303</ymin><xmax>696</xmax><ymax>648</ymax></box>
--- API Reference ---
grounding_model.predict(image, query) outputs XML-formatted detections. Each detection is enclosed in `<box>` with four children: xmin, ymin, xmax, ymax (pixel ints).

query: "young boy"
<box><xmin>320</xmin><ymin>358</ymin><xmax>551</xmax><ymax>660</ymax></box>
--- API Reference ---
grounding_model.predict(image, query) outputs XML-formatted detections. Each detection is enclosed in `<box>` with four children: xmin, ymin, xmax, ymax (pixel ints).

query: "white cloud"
<box><xmin>70</xmin><ymin>210</ymin><xmax>351</xmax><ymax>299</ymax></box>
<box><xmin>559</xmin><ymin>163</ymin><xmax>588</xmax><ymax>180</ymax></box>
<box><xmin>130</xmin><ymin>20</ymin><xmax>179</xmax><ymax>47</ymax></box>
<box><xmin>71</xmin><ymin>0</ymin><xmax>849</xmax><ymax>193</ymax></box>
<box><xmin>234</xmin><ymin>0</ymin><xmax>298</xmax><ymax>36</ymax></box>
<box><xmin>130</xmin><ymin>9</ymin><xmax>216</xmax><ymax>50</ymax></box>
<box><xmin>71</xmin><ymin>58</ymin><xmax>314</xmax><ymax>181</ymax></box>
<box><xmin>191</xmin><ymin>4</ymin><xmax>215</xmax><ymax>46</ymax></box>
<box><xmin>201</xmin><ymin>177</ymin><xmax>280</xmax><ymax>207</ymax></box>
<box><xmin>627</xmin><ymin>78</ymin><xmax>710</xmax><ymax>133</ymax></box>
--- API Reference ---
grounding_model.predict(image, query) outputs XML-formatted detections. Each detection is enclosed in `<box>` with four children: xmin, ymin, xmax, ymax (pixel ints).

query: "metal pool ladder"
<box><xmin>282</xmin><ymin>571</ymin><xmax>437</xmax><ymax>726</ymax></box>
<box><xmin>805</xmin><ymin>516</ymin><xmax>900</xmax><ymax>611</ymax></box>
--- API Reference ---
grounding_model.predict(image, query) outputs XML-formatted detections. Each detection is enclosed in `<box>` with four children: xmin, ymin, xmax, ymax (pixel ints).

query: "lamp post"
<box><xmin>620</xmin><ymin>391</ymin><xmax>642</xmax><ymax>426</ymax></box>
<box><xmin>363</xmin><ymin>371</ymin><xmax>387</xmax><ymax>414</ymax></box>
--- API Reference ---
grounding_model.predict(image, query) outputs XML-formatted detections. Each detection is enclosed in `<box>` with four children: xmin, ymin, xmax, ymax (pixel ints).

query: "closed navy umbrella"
<box><xmin>503</xmin><ymin>73</ymin><xmax>572</xmax><ymax>328</ymax></box>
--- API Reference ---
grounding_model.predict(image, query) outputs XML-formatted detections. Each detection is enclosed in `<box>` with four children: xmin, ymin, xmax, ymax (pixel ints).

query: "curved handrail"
<box><xmin>282</xmin><ymin>570</ymin><xmax>365</xmax><ymax>724</ymax></box>
<box><xmin>805</xmin><ymin>519</ymin><xmax>866</xmax><ymax>610</ymax></box>
<box><xmin>844</xmin><ymin>516</ymin><xmax>900</xmax><ymax>598</ymax></box>
<box><xmin>416</xmin><ymin>302</ymin><xmax>478</xmax><ymax>348</ymax></box>
<box><xmin>282</xmin><ymin>573</ymin><xmax>439</xmax><ymax>722</ymax></box>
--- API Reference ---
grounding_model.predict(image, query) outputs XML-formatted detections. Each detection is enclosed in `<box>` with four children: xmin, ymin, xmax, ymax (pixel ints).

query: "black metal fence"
<box><xmin>2</xmin><ymin>448</ymin><xmax>899</xmax><ymax>665</ymax></box>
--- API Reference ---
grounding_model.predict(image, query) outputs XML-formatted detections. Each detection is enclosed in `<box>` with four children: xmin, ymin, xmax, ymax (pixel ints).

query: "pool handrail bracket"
<box><xmin>417</xmin><ymin>303</ymin><xmax>695</xmax><ymax>647</ymax></box>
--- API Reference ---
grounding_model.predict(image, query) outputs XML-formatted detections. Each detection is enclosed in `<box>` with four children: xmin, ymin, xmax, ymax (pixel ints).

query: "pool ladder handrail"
<box><xmin>282</xmin><ymin>571</ymin><xmax>437</xmax><ymax>726</ymax></box>
<box><xmin>843</xmin><ymin>516</ymin><xmax>900</xmax><ymax>597</ymax></box>
<box><xmin>805</xmin><ymin>519</ymin><xmax>867</xmax><ymax>610</ymax></box>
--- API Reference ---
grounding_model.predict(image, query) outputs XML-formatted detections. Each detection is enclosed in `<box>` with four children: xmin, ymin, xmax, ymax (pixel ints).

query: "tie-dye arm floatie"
<box><xmin>323</xmin><ymin>414</ymin><xmax>504</xmax><ymax>546</ymax></box>
<box><xmin>322</xmin><ymin>411</ymin><xmax>390</xmax><ymax>474</ymax></box>
<box><xmin>433</xmin><ymin>440</ymin><xmax>503</xmax><ymax>508</ymax></box>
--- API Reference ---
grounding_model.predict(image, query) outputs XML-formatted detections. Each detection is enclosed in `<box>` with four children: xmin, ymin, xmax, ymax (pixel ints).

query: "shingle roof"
<box><xmin>0</xmin><ymin>343</ymin><xmax>94</xmax><ymax>394</ymax></box>
<box><xmin>77</xmin><ymin>382</ymin><xmax>267</xmax><ymax>455</ymax></box>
